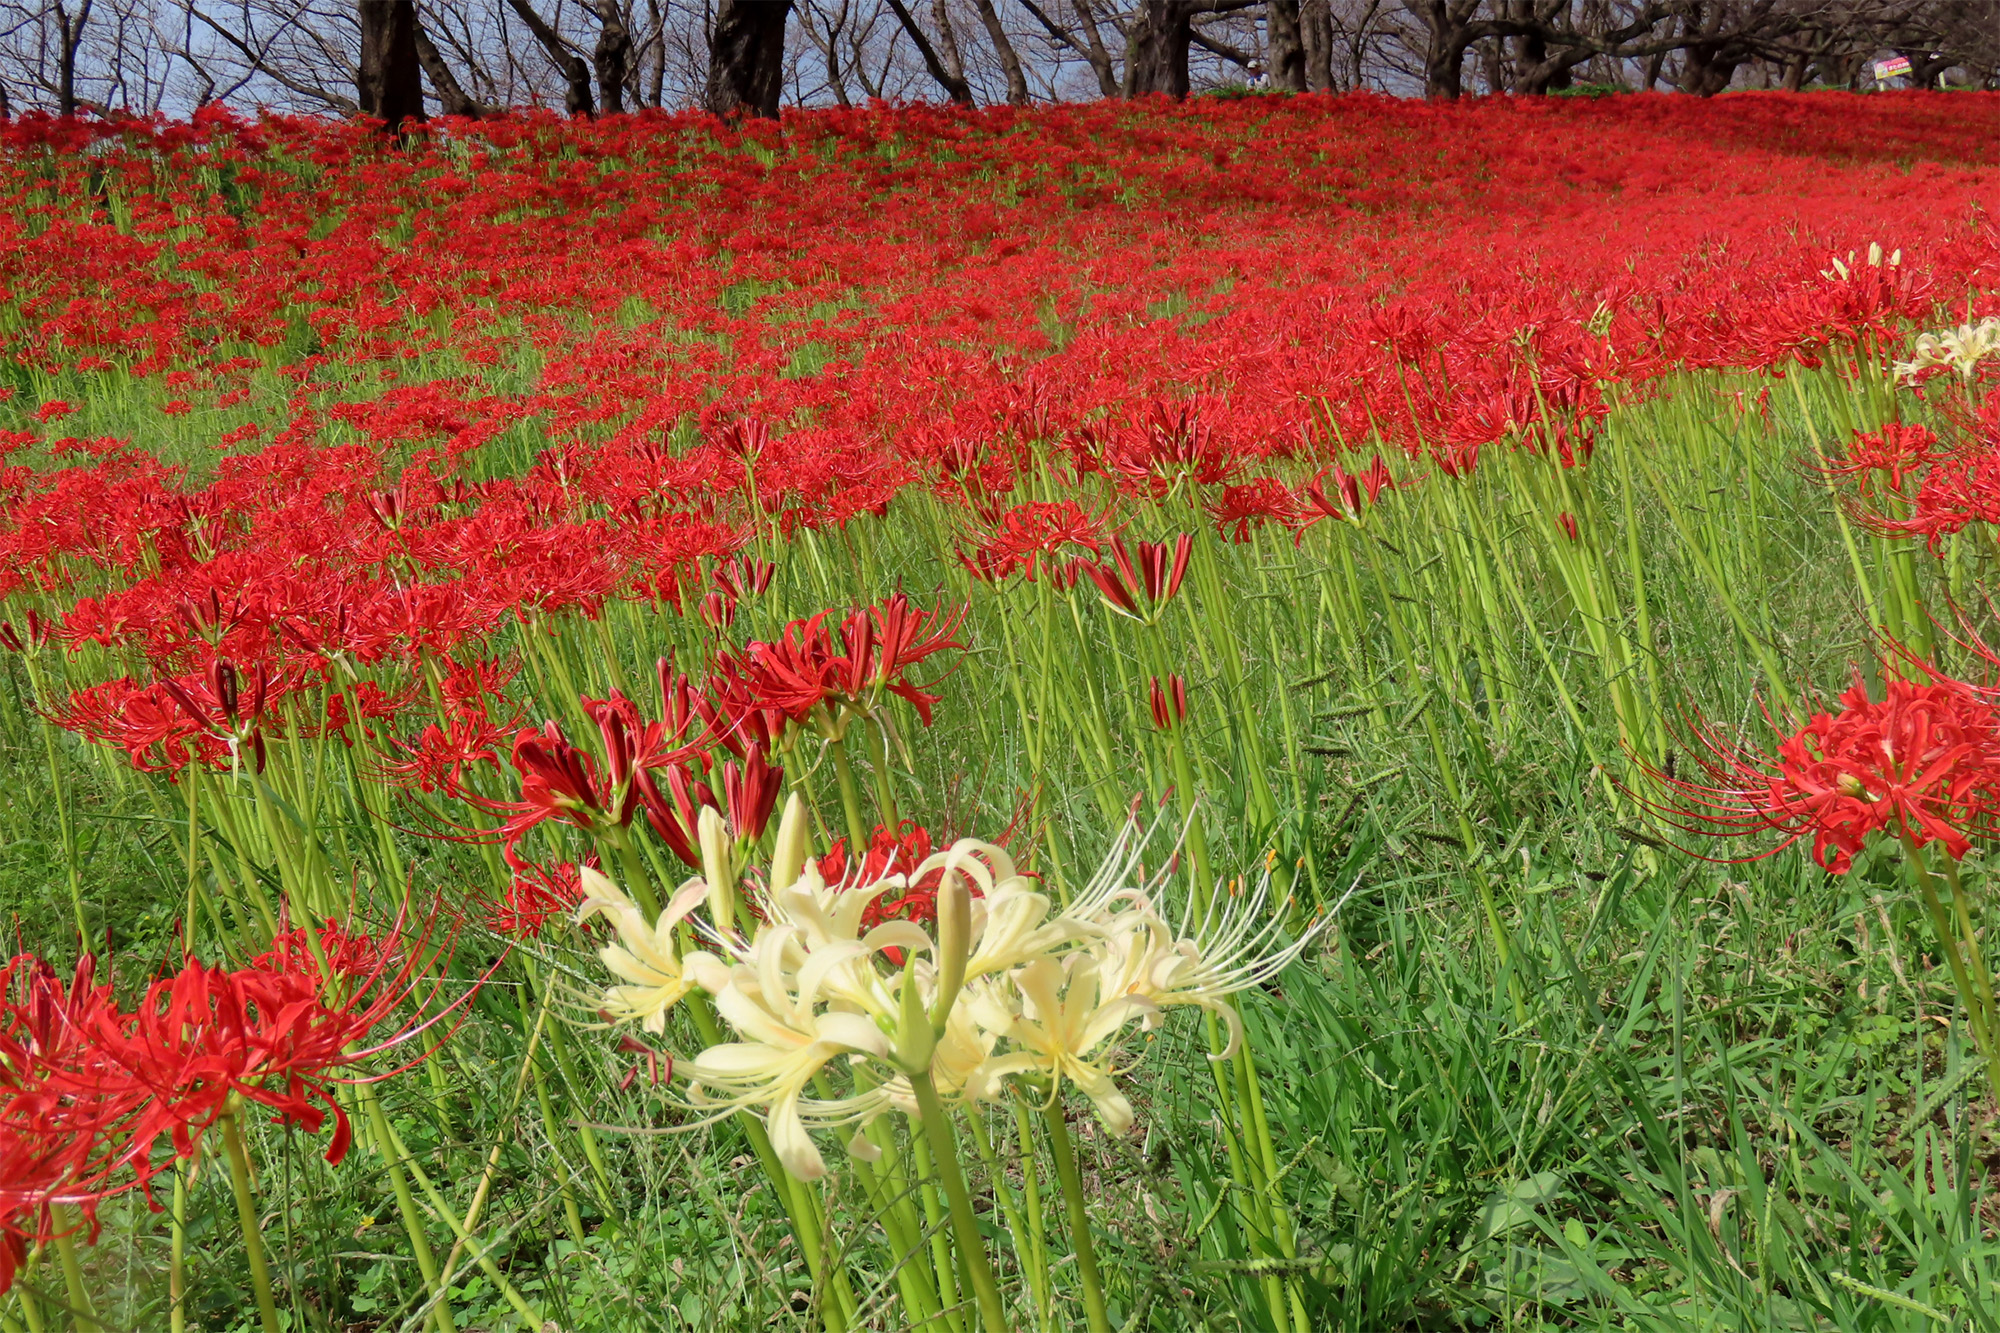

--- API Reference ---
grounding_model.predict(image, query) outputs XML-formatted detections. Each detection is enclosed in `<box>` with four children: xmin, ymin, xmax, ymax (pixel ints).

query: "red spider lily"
<box><xmin>70</xmin><ymin>909</ymin><xmax>472</xmax><ymax>1187</ymax></box>
<box><xmin>1646</xmin><ymin>674</ymin><xmax>2000</xmax><ymax>872</ymax></box>
<box><xmin>1556</xmin><ymin>512</ymin><xmax>1580</xmax><ymax>542</ymax></box>
<box><xmin>635</xmin><ymin>746</ymin><xmax>782</xmax><ymax>867</ymax></box>
<box><xmin>465</xmin><ymin>720</ymin><xmax>632</xmax><ymax>848</ymax></box>
<box><xmin>384</xmin><ymin>706</ymin><xmax>517</xmax><ymax>796</ymax></box>
<box><xmin>1149</xmin><ymin>674</ymin><xmax>1189</xmax><ymax>731</ymax></box>
<box><xmin>1301</xmin><ymin>457</ymin><xmax>1396</xmax><ymax>526</ymax></box>
<box><xmin>0</xmin><ymin>916</ymin><xmax>477</xmax><ymax>1291</ymax></box>
<box><xmin>1207</xmin><ymin>478</ymin><xmax>1302</xmax><ymax>543</ymax></box>
<box><xmin>816</xmin><ymin>822</ymin><xmax>991</xmax><ymax>930</ymax></box>
<box><xmin>721</xmin><ymin>746</ymin><xmax>784</xmax><ymax>842</ymax></box>
<box><xmin>490</xmin><ymin>855</ymin><xmax>590</xmax><ymax>938</ymax></box>
<box><xmin>634</xmin><ymin>760</ymin><xmax>721</xmax><ymax>868</ymax></box>
<box><xmin>961</xmin><ymin>500</ymin><xmax>1106</xmax><ymax>582</ymax></box>
<box><xmin>711</xmin><ymin>595</ymin><xmax>965</xmax><ymax>729</ymax></box>
<box><xmin>1823</xmin><ymin>422</ymin><xmax>1944</xmax><ymax>495</ymax></box>
<box><xmin>0</xmin><ymin>609</ymin><xmax>51</xmax><ymax>653</ymax></box>
<box><xmin>1074</xmin><ymin>535</ymin><xmax>1192</xmax><ymax>622</ymax></box>
<box><xmin>157</xmin><ymin>658</ymin><xmax>280</xmax><ymax>772</ymax></box>
<box><xmin>615</xmin><ymin>1033</ymin><xmax>670</xmax><ymax>1090</ymax></box>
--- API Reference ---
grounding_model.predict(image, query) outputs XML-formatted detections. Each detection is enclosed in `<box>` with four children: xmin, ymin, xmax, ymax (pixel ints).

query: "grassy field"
<box><xmin>0</xmin><ymin>97</ymin><xmax>1997</xmax><ymax>1332</ymax></box>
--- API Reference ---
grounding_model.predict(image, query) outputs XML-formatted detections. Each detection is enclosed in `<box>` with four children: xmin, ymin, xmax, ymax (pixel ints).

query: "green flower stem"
<box><xmin>1938</xmin><ymin>849</ymin><xmax>2000</xmax><ymax>1105</ymax></box>
<box><xmin>826</xmin><ymin>732</ymin><xmax>873</xmax><ymax>849</ymax></box>
<box><xmin>357</xmin><ymin>1081</ymin><xmax>458</xmax><ymax>1333</ymax></box>
<box><xmin>169</xmin><ymin>1160</ymin><xmax>190</xmax><ymax>1333</ymax></box>
<box><xmin>908</xmin><ymin>1114</ymin><xmax>968</xmax><ymax>1329</ymax></box>
<box><xmin>862</xmin><ymin>715</ymin><xmax>900</xmax><ymax>830</ymax></box>
<box><xmin>1903</xmin><ymin>832</ymin><xmax>2000</xmax><ymax>1102</ymax></box>
<box><xmin>686</xmin><ymin>994</ymin><xmax>856</xmax><ymax>1331</ymax></box>
<box><xmin>1232</xmin><ymin>1038</ymin><xmax>1311</xmax><ymax>1333</ymax></box>
<box><xmin>219</xmin><ymin>1111</ymin><xmax>284</xmax><ymax>1333</ymax></box>
<box><xmin>13</xmin><ymin>1250</ymin><xmax>43</xmax><ymax>1333</ymax></box>
<box><xmin>1011</xmin><ymin>1100</ymin><xmax>1053</xmax><ymax>1333</ymax></box>
<box><xmin>909</xmin><ymin>1070</ymin><xmax>1007</xmax><ymax>1332</ymax></box>
<box><xmin>1943</xmin><ymin>854</ymin><xmax>2000</xmax><ymax>1042</ymax></box>
<box><xmin>967</xmin><ymin>1109</ymin><xmax>1042</xmax><ymax>1326</ymax></box>
<box><xmin>844</xmin><ymin>1132</ymin><xmax>946</xmax><ymax>1327</ymax></box>
<box><xmin>826</xmin><ymin>1070</ymin><xmax>945</xmax><ymax>1326</ymax></box>
<box><xmin>1039</xmin><ymin>1098</ymin><xmax>1111</xmax><ymax>1333</ymax></box>
<box><xmin>373</xmin><ymin>1115</ymin><xmax>545</xmax><ymax>1329</ymax></box>
<box><xmin>1199</xmin><ymin>1010</ymin><xmax>1287</xmax><ymax>1329</ymax></box>
<box><xmin>603</xmin><ymin>824</ymin><xmax>660</xmax><ymax>920</ymax></box>
<box><xmin>49</xmin><ymin>1209</ymin><xmax>95</xmax><ymax>1332</ymax></box>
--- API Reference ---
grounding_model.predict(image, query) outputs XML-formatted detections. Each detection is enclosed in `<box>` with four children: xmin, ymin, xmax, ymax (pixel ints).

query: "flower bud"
<box><xmin>930</xmin><ymin>866</ymin><xmax>971</xmax><ymax>1031</ymax></box>
<box><xmin>698</xmin><ymin>805</ymin><xmax>736</xmax><ymax>927</ymax></box>
<box><xmin>770</xmin><ymin>792</ymin><xmax>809</xmax><ymax>894</ymax></box>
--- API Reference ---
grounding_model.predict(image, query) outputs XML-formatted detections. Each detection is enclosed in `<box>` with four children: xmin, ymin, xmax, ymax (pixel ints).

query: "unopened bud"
<box><xmin>770</xmin><ymin>793</ymin><xmax>808</xmax><ymax>894</ymax></box>
<box><xmin>698</xmin><ymin>805</ymin><xmax>737</xmax><ymax>927</ymax></box>
<box><xmin>930</xmin><ymin>866</ymin><xmax>971</xmax><ymax>1031</ymax></box>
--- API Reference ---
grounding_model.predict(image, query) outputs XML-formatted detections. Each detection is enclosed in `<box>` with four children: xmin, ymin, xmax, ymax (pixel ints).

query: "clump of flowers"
<box><xmin>1895</xmin><ymin>315</ymin><xmax>2000</xmax><ymax>387</ymax></box>
<box><xmin>1649</xmin><ymin>669</ymin><xmax>2000</xmax><ymax>1100</ymax></box>
<box><xmin>575</xmin><ymin>797</ymin><xmax>1323</xmax><ymax>1330</ymax></box>
<box><xmin>1650</xmin><ymin>673</ymin><xmax>2000</xmax><ymax>873</ymax></box>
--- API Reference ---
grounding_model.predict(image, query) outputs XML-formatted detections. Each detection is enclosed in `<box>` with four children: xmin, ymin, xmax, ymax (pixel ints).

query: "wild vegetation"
<box><xmin>0</xmin><ymin>92</ymin><xmax>1999</xmax><ymax>1331</ymax></box>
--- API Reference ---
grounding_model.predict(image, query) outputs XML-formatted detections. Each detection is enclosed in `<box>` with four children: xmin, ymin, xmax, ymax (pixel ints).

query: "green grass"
<box><xmin>7</xmin><ymin>347</ymin><xmax>1999</xmax><ymax>1331</ymax></box>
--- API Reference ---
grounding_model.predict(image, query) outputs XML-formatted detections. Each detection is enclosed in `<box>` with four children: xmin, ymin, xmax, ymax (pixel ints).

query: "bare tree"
<box><xmin>1268</xmin><ymin>0</ymin><xmax>1306</xmax><ymax>85</ymax></box>
<box><xmin>973</xmin><ymin>0</ymin><xmax>1028</xmax><ymax>101</ymax></box>
<box><xmin>357</xmin><ymin>0</ymin><xmax>423</xmax><ymax>129</ymax></box>
<box><xmin>1129</xmin><ymin>0</ymin><xmax>1265</xmax><ymax>94</ymax></box>
<box><xmin>504</xmin><ymin>0</ymin><xmax>593</xmax><ymax>113</ymax></box>
<box><xmin>706</xmin><ymin>0</ymin><xmax>792</xmax><ymax>116</ymax></box>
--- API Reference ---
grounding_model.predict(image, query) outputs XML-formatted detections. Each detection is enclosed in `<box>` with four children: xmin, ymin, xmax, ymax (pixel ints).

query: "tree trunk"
<box><xmin>705</xmin><ymin>0</ymin><xmax>792</xmax><ymax>118</ymax></box>
<box><xmin>506</xmin><ymin>0</ymin><xmax>596</xmax><ymax>115</ymax></box>
<box><xmin>1779</xmin><ymin>51</ymin><xmax>1807</xmax><ymax>90</ymax></box>
<box><xmin>414</xmin><ymin>21</ymin><xmax>481</xmax><ymax>117</ymax></box>
<box><xmin>1412</xmin><ymin>0</ymin><xmax>1473</xmax><ymax>99</ymax></box>
<box><xmin>1478</xmin><ymin>35</ymin><xmax>1504</xmax><ymax>93</ymax></box>
<box><xmin>588</xmin><ymin>0</ymin><xmax>632</xmax><ymax>114</ymax></box>
<box><xmin>1267</xmin><ymin>0</ymin><xmax>1307</xmax><ymax>90</ymax></box>
<box><xmin>883</xmin><ymin>0</ymin><xmax>975</xmax><ymax>104</ymax></box>
<box><xmin>974</xmin><ymin>0</ymin><xmax>1031</xmax><ymax>104</ymax></box>
<box><xmin>1129</xmin><ymin>0</ymin><xmax>1193</xmax><ymax>97</ymax></box>
<box><xmin>1514</xmin><ymin>46</ymin><xmax>1591</xmax><ymax>94</ymax></box>
<box><xmin>1073</xmin><ymin>0</ymin><xmax>1122</xmax><ymax>96</ymax></box>
<box><xmin>1424</xmin><ymin>27</ymin><xmax>1470</xmax><ymax>98</ymax></box>
<box><xmin>357</xmin><ymin>0</ymin><xmax>426</xmax><ymax>132</ymax></box>
<box><xmin>55</xmin><ymin>1</ymin><xmax>93</xmax><ymax>118</ymax></box>
<box><xmin>932</xmin><ymin>0</ymin><xmax>967</xmax><ymax>84</ymax></box>
<box><xmin>1678</xmin><ymin>43</ymin><xmax>1740</xmax><ymax>95</ymax></box>
<box><xmin>1301</xmin><ymin>0</ymin><xmax>1334</xmax><ymax>90</ymax></box>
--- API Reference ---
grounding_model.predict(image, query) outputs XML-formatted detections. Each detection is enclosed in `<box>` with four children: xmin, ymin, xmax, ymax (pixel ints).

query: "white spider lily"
<box><xmin>1895</xmin><ymin>316</ymin><xmax>2000</xmax><ymax>383</ymax></box>
<box><xmin>981</xmin><ymin>955</ymin><xmax>1151</xmax><ymax>1135</ymax></box>
<box><xmin>573</xmin><ymin>866</ymin><xmax>712</xmax><ymax>1035</ymax></box>
<box><xmin>587</xmin><ymin>806</ymin><xmax>1330</xmax><ymax>1179</ymax></box>
<box><xmin>1093</xmin><ymin>871</ymin><xmax>1328</xmax><ymax>1059</ymax></box>
<box><xmin>684</xmin><ymin>923</ymin><xmax>899</xmax><ymax>1179</ymax></box>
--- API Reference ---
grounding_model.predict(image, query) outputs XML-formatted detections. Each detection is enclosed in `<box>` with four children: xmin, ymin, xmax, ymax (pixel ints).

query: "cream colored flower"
<box><xmin>1895</xmin><ymin>316</ymin><xmax>2000</xmax><ymax>384</ymax></box>
<box><xmin>573</xmin><ymin>867</ymin><xmax>711</xmax><ymax>1035</ymax></box>
<box><xmin>684</xmin><ymin>923</ymin><xmax>899</xmax><ymax>1179</ymax></box>
<box><xmin>982</xmin><ymin>955</ymin><xmax>1151</xmax><ymax>1135</ymax></box>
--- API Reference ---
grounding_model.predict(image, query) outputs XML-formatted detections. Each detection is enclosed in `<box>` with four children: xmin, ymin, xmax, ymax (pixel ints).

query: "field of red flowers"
<box><xmin>2</xmin><ymin>91</ymin><xmax>2000</xmax><ymax>1332</ymax></box>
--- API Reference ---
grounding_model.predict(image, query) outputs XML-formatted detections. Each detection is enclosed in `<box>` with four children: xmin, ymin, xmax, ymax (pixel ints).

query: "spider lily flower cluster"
<box><xmin>1650</xmin><ymin>666</ymin><xmax>2000</xmax><ymax>1100</ymax></box>
<box><xmin>0</xmin><ymin>915</ymin><xmax>467</xmax><ymax>1307</ymax></box>
<box><xmin>581</xmin><ymin>800</ymin><xmax>1322</xmax><ymax>1180</ymax></box>
<box><xmin>569</xmin><ymin>798</ymin><xmax>1322</xmax><ymax>1330</ymax></box>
